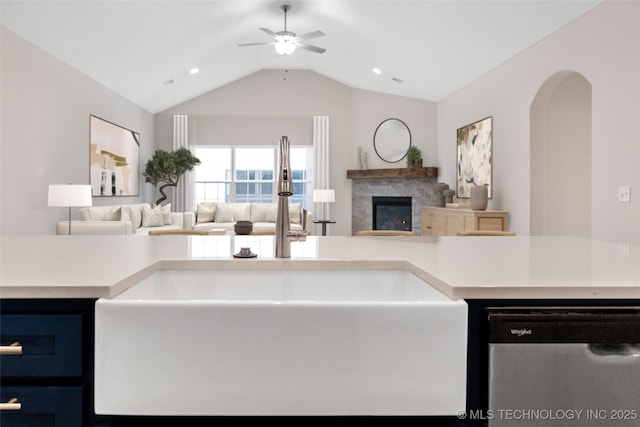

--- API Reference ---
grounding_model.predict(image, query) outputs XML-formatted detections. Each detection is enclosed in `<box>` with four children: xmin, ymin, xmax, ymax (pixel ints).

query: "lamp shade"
<box><xmin>48</xmin><ymin>184</ymin><xmax>92</xmax><ymax>207</ymax></box>
<box><xmin>313</xmin><ymin>189</ymin><xmax>335</xmax><ymax>203</ymax></box>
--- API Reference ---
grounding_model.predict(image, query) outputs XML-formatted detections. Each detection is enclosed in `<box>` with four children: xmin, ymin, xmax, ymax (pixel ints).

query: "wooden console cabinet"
<box><xmin>422</xmin><ymin>207</ymin><xmax>508</xmax><ymax>236</ymax></box>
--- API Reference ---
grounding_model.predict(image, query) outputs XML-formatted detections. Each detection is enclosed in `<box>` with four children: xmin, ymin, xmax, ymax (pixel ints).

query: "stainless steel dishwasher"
<box><xmin>487</xmin><ymin>307</ymin><xmax>640</xmax><ymax>427</ymax></box>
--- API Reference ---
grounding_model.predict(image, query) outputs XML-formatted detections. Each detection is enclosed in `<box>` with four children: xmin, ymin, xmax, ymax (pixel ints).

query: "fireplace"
<box><xmin>351</xmin><ymin>177</ymin><xmax>437</xmax><ymax>235</ymax></box>
<box><xmin>372</xmin><ymin>196</ymin><xmax>412</xmax><ymax>231</ymax></box>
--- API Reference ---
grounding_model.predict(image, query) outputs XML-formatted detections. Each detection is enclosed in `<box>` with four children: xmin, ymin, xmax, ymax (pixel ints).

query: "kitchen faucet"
<box><xmin>275</xmin><ymin>136</ymin><xmax>307</xmax><ymax>258</ymax></box>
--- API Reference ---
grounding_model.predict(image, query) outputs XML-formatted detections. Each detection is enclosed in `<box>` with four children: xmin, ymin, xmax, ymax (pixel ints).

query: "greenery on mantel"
<box><xmin>406</xmin><ymin>145</ymin><xmax>423</xmax><ymax>169</ymax></box>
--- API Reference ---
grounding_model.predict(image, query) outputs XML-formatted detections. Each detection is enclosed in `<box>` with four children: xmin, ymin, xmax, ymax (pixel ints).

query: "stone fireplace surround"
<box><xmin>351</xmin><ymin>177</ymin><xmax>438</xmax><ymax>235</ymax></box>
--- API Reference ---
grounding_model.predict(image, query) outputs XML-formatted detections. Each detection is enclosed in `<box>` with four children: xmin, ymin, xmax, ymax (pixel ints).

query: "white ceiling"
<box><xmin>1</xmin><ymin>0</ymin><xmax>603</xmax><ymax>114</ymax></box>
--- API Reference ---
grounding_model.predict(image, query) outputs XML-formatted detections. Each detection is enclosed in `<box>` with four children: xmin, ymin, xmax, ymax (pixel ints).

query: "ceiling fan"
<box><xmin>238</xmin><ymin>4</ymin><xmax>326</xmax><ymax>56</ymax></box>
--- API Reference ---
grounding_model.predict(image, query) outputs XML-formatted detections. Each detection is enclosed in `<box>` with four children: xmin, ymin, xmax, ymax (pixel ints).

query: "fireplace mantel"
<box><xmin>350</xmin><ymin>174</ymin><xmax>438</xmax><ymax>235</ymax></box>
<box><xmin>347</xmin><ymin>167</ymin><xmax>438</xmax><ymax>180</ymax></box>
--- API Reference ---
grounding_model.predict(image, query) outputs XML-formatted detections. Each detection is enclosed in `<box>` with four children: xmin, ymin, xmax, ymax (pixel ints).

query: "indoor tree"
<box><xmin>143</xmin><ymin>147</ymin><xmax>201</xmax><ymax>205</ymax></box>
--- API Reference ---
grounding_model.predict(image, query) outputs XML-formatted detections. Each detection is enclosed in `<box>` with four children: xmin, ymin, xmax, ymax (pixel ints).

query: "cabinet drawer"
<box><xmin>477</xmin><ymin>217</ymin><xmax>505</xmax><ymax>231</ymax></box>
<box><xmin>0</xmin><ymin>314</ymin><xmax>82</xmax><ymax>377</ymax></box>
<box><xmin>0</xmin><ymin>386</ymin><xmax>82</xmax><ymax>427</ymax></box>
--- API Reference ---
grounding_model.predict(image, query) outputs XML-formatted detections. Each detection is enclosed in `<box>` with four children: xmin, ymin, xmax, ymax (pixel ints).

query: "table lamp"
<box><xmin>313</xmin><ymin>189</ymin><xmax>335</xmax><ymax>220</ymax></box>
<box><xmin>48</xmin><ymin>184</ymin><xmax>92</xmax><ymax>235</ymax></box>
<box><xmin>313</xmin><ymin>189</ymin><xmax>335</xmax><ymax>236</ymax></box>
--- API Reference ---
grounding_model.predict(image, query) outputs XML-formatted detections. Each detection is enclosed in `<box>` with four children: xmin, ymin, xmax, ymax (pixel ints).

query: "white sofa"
<box><xmin>56</xmin><ymin>203</ymin><xmax>193</xmax><ymax>235</ymax></box>
<box><xmin>56</xmin><ymin>202</ymin><xmax>312</xmax><ymax>235</ymax></box>
<box><xmin>191</xmin><ymin>202</ymin><xmax>312</xmax><ymax>234</ymax></box>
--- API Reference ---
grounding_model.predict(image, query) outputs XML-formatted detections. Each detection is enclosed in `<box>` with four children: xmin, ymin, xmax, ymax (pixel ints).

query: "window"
<box><xmin>192</xmin><ymin>146</ymin><xmax>312</xmax><ymax>210</ymax></box>
<box><xmin>234</xmin><ymin>147</ymin><xmax>274</xmax><ymax>203</ymax></box>
<box><xmin>193</xmin><ymin>147</ymin><xmax>231</xmax><ymax>204</ymax></box>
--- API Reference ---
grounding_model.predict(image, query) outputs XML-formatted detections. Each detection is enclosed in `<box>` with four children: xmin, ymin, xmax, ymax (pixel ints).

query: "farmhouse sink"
<box><xmin>95</xmin><ymin>268</ymin><xmax>467</xmax><ymax>416</ymax></box>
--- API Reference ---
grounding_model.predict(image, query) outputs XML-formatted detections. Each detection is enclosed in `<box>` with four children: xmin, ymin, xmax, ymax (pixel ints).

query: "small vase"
<box><xmin>433</xmin><ymin>183</ymin><xmax>449</xmax><ymax>208</ymax></box>
<box><xmin>443</xmin><ymin>189</ymin><xmax>455</xmax><ymax>205</ymax></box>
<box><xmin>470</xmin><ymin>185</ymin><xmax>488</xmax><ymax>211</ymax></box>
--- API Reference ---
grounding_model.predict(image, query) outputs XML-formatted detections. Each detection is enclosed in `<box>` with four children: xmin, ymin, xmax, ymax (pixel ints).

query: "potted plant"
<box><xmin>143</xmin><ymin>147</ymin><xmax>201</xmax><ymax>205</ymax></box>
<box><xmin>406</xmin><ymin>145</ymin><xmax>423</xmax><ymax>169</ymax></box>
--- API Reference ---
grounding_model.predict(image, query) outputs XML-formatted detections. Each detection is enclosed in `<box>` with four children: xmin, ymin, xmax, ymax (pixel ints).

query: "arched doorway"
<box><xmin>530</xmin><ymin>71</ymin><xmax>592</xmax><ymax>237</ymax></box>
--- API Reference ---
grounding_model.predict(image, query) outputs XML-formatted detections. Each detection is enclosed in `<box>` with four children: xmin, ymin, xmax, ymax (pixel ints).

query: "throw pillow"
<box><xmin>265</xmin><ymin>203</ymin><xmax>302</xmax><ymax>223</ymax></box>
<box><xmin>214</xmin><ymin>204</ymin><xmax>234</xmax><ymax>223</ymax></box>
<box><xmin>105</xmin><ymin>207</ymin><xmax>121</xmax><ymax>221</ymax></box>
<box><xmin>289</xmin><ymin>203</ymin><xmax>301</xmax><ymax>224</ymax></box>
<box><xmin>196</xmin><ymin>202</ymin><xmax>216</xmax><ymax>223</ymax></box>
<box><xmin>121</xmin><ymin>207</ymin><xmax>131</xmax><ymax>223</ymax></box>
<box><xmin>142</xmin><ymin>204</ymin><xmax>165</xmax><ymax>227</ymax></box>
<box><xmin>250</xmin><ymin>203</ymin><xmax>270</xmax><ymax>223</ymax></box>
<box><xmin>121</xmin><ymin>204</ymin><xmax>146</xmax><ymax>230</ymax></box>
<box><xmin>154</xmin><ymin>203</ymin><xmax>172</xmax><ymax>225</ymax></box>
<box><xmin>78</xmin><ymin>207</ymin><xmax>92</xmax><ymax>221</ymax></box>
<box><xmin>265</xmin><ymin>204</ymin><xmax>278</xmax><ymax>223</ymax></box>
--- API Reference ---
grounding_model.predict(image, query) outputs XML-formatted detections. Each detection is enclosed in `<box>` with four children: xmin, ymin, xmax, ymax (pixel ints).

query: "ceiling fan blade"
<box><xmin>238</xmin><ymin>41</ymin><xmax>274</xmax><ymax>47</ymax></box>
<box><xmin>297</xmin><ymin>30</ymin><xmax>324</xmax><ymax>40</ymax></box>
<box><xmin>298</xmin><ymin>43</ymin><xmax>326</xmax><ymax>54</ymax></box>
<box><xmin>259</xmin><ymin>27</ymin><xmax>277</xmax><ymax>38</ymax></box>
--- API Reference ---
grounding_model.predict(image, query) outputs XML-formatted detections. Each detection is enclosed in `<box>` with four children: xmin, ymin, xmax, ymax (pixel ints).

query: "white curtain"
<box><xmin>172</xmin><ymin>115</ymin><xmax>189</xmax><ymax>212</ymax></box>
<box><xmin>313</xmin><ymin>116</ymin><xmax>330</xmax><ymax>220</ymax></box>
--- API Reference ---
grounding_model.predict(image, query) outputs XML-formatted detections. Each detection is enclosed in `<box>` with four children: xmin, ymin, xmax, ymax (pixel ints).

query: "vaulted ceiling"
<box><xmin>1</xmin><ymin>0</ymin><xmax>603</xmax><ymax>113</ymax></box>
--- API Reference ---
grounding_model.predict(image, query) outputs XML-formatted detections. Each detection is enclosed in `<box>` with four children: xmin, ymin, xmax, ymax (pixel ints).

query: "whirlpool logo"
<box><xmin>510</xmin><ymin>328</ymin><xmax>533</xmax><ymax>337</ymax></box>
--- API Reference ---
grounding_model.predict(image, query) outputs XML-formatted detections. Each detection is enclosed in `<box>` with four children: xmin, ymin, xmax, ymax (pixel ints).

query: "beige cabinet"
<box><xmin>422</xmin><ymin>207</ymin><xmax>509</xmax><ymax>236</ymax></box>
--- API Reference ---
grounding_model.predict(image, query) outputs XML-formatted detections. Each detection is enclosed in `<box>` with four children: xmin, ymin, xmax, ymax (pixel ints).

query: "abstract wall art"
<box><xmin>89</xmin><ymin>115</ymin><xmax>140</xmax><ymax>197</ymax></box>
<box><xmin>456</xmin><ymin>116</ymin><xmax>492</xmax><ymax>199</ymax></box>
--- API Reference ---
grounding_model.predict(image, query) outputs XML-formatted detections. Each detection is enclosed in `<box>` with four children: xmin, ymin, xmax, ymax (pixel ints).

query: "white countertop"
<box><xmin>1</xmin><ymin>235</ymin><xmax>640</xmax><ymax>300</ymax></box>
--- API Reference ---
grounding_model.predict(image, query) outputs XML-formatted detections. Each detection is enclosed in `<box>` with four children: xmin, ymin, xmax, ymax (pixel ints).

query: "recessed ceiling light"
<box><xmin>190</xmin><ymin>68</ymin><xmax>200</xmax><ymax>75</ymax></box>
<box><xmin>372</xmin><ymin>68</ymin><xmax>382</xmax><ymax>75</ymax></box>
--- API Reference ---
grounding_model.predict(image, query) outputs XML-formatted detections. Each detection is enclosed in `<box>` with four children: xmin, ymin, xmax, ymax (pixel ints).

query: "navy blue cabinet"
<box><xmin>1</xmin><ymin>314</ymin><xmax>82</xmax><ymax>378</ymax></box>
<box><xmin>0</xmin><ymin>386</ymin><xmax>83</xmax><ymax>427</ymax></box>
<box><xmin>0</xmin><ymin>300</ymin><xmax>94</xmax><ymax>427</ymax></box>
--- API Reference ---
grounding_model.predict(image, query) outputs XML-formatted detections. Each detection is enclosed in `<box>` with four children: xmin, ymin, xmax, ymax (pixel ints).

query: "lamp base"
<box><xmin>313</xmin><ymin>220</ymin><xmax>336</xmax><ymax>236</ymax></box>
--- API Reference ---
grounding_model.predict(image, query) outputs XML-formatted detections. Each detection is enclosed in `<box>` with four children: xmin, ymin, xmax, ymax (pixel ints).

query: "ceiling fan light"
<box><xmin>275</xmin><ymin>36</ymin><xmax>296</xmax><ymax>55</ymax></box>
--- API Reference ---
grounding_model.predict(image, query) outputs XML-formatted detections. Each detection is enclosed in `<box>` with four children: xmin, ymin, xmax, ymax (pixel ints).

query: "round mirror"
<box><xmin>373</xmin><ymin>118</ymin><xmax>412</xmax><ymax>163</ymax></box>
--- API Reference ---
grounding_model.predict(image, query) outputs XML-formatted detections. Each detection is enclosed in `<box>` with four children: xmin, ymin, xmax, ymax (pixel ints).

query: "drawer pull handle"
<box><xmin>0</xmin><ymin>398</ymin><xmax>21</xmax><ymax>411</ymax></box>
<box><xmin>0</xmin><ymin>342</ymin><xmax>23</xmax><ymax>355</ymax></box>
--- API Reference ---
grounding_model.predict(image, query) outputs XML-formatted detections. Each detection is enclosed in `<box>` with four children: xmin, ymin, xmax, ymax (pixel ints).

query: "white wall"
<box><xmin>531</xmin><ymin>72</ymin><xmax>592</xmax><ymax>238</ymax></box>
<box><xmin>350</xmin><ymin>88</ymin><xmax>438</xmax><ymax>171</ymax></box>
<box><xmin>437</xmin><ymin>0</ymin><xmax>640</xmax><ymax>244</ymax></box>
<box><xmin>157</xmin><ymin>70</ymin><xmax>437</xmax><ymax>236</ymax></box>
<box><xmin>1</xmin><ymin>27</ymin><xmax>155</xmax><ymax>235</ymax></box>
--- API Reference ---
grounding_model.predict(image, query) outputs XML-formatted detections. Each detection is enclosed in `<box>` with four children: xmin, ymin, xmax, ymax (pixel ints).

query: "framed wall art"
<box><xmin>89</xmin><ymin>115</ymin><xmax>140</xmax><ymax>196</ymax></box>
<box><xmin>456</xmin><ymin>116</ymin><xmax>492</xmax><ymax>198</ymax></box>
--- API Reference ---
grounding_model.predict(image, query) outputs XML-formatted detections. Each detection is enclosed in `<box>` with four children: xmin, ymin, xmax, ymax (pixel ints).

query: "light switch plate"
<box><xmin>618</xmin><ymin>186</ymin><xmax>630</xmax><ymax>202</ymax></box>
